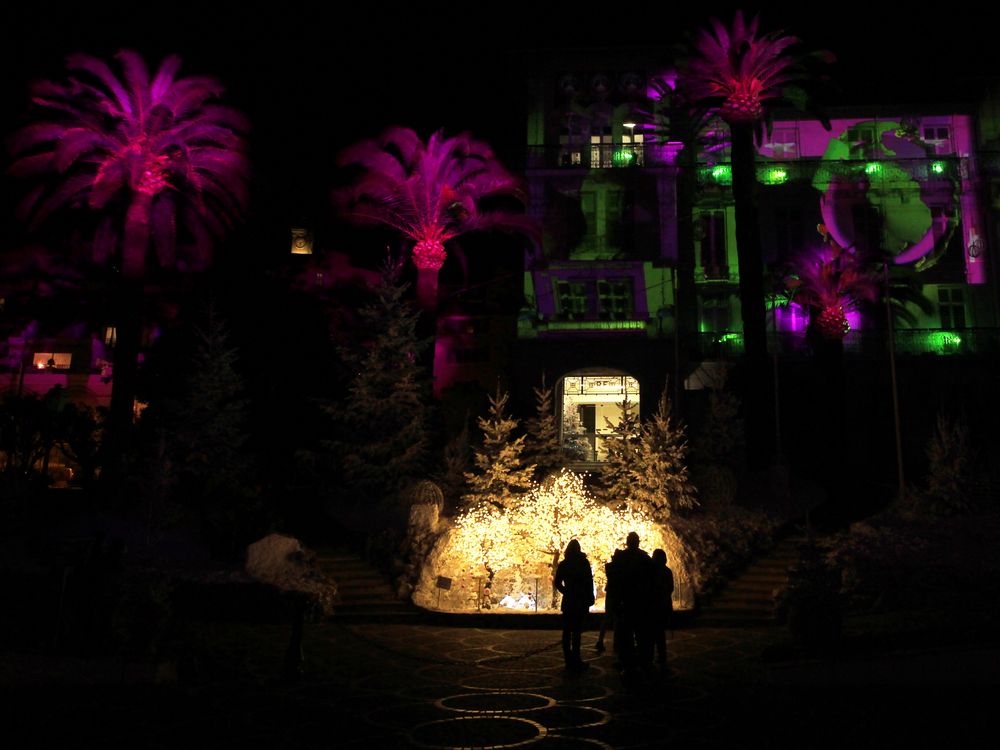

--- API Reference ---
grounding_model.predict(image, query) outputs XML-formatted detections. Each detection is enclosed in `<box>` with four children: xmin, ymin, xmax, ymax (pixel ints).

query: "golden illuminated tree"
<box><xmin>463</xmin><ymin>388</ymin><xmax>535</xmax><ymax>510</ymax></box>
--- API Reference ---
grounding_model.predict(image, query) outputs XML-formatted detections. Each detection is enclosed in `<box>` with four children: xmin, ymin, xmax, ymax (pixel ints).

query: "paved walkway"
<box><xmin>9</xmin><ymin>620</ymin><xmax>995</xmax><ymax>748</ymax></box>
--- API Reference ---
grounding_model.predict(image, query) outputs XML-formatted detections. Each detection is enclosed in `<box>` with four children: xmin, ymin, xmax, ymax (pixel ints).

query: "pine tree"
<box><xmin>174</xmin><ymin>308</ymin><xmax>263</xmax><ymax>553</ymax></box>
<box><xmin>328</xmin><ymin>261</ymin><xmax>432</xmax><ymax>504</ymax></box>
<box><xmin>631</xmin><ymin>388</ymin><xmax>697</xmax><ymax>518</ymax></box>
<box><xmin>436</xmin><ymin>420</ymin><xmax>471</xmax><ymax>511</ymax></box>
<box><xmin>601</xmin><ymin>398</ymin><xmax>642</xmax><ymax>508</ymax></box>
<box><xmin>524</xmin><ymin>377</ymin><xmax>563</xmax><ymax>479</ymax></box>
<box><xmin>463</xmin><ymin>388</ymin><xmax>535</xmax><ymax>510</ymax></box>
<box><xmin>694</xmin><ymin>378</ymin><xmax>745</xmax><ymax>468</ymax></box>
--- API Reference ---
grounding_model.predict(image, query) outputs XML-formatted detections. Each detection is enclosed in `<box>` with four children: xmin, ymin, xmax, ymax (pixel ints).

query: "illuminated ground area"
<box><xmin>7</xmin><ymin>622</ymin><xmax>995</xmax><ymax>747</ymax></box>
<box><xmin>413</xmin><ymin>471</ymin><xmax>694</xmax><ymax>613</ymax></box>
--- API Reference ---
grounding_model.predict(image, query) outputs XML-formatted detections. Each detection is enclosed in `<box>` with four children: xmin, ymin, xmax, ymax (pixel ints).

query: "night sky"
<box><xmin>3</xmin><ymin>4</ymin><xmax>998</xmax><ymax>259</ymax></box>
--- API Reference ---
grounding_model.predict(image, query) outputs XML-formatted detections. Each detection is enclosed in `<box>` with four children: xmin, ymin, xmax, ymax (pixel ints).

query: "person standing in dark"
<box><xmin>651</xmin><ymin>548</ymin><xmax>675</xmax><ymax>670</ymax></box>
<box><xmin>554</xmin><ymin>539</ymin><xmax>595</xmax><ymax>671</ymax></box>
<box><xmin>606</xmin><ymin>531</ymin><xmax>654</xmax><ymax>678</ymax></box>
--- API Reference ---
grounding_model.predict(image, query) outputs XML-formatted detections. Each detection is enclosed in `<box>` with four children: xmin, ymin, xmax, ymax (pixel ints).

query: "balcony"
<box><xmin>695</xmin><ymin>157</ymin><xmax>966</xmax><ymax>188</ymax></box>
<box><xmin>526</xmin><ymin>143</ymin><xmax>681</xmax><ymax>170</ymax></box>
<box><xmin>686</xmin><ymin>328</ymin><xmax>1000</xmax><ymax>360</ymax></box>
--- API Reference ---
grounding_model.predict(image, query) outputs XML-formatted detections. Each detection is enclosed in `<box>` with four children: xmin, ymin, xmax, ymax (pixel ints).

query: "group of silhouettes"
<box><xmin>554</xmin><ymin>531</ymin><xmax>674</xmax><ymax>678</ymax></box>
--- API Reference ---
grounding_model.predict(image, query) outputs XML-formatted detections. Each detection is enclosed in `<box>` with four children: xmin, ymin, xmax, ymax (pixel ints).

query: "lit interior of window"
<box><xmin>33</xmin><ymin>352</ymin><xmax>72</xmax><ymax>369</ymax></box>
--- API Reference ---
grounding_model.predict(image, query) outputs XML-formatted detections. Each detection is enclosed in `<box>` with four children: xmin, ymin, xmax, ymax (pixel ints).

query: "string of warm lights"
<box><xmin>421</xmin><ymin>469</ymin><xmax>690</xmax><ymax>612</ymax></box>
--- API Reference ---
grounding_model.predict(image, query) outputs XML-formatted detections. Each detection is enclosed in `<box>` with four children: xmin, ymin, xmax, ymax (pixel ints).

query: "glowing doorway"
<box><xmin>558</xmin><ymin>372</ymin><xmax>640</xmax><ymax>462</ymax></box>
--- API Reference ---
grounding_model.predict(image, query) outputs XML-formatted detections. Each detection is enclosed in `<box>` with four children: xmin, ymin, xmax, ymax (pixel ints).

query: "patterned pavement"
<box><xmin>9</xmin><ymin>620</ymin><xmax>993</xmax><ymax>748</ymax></box>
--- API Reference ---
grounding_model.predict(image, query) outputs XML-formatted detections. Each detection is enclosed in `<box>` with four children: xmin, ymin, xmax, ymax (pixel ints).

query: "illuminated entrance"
<box><xmin>558</xmin><ymin>371</ymin><xmax>640</xmax><ymax>462</ymax></box>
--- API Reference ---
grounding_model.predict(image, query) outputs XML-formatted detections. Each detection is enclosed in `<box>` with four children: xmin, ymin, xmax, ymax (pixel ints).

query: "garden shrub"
<box><xmin>670</xmin><ymin>506</ymin><xmax>778</xmax><ymax>598</ymax></box>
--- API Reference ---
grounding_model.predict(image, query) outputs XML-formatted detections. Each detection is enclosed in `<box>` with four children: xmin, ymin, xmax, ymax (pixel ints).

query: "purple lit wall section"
<box><xmin>763</xmin><ymin>115</ymin><xmax>985</xmax><ymax>283</ymax></box>
<box><xmin>774</xmin><ymin>303</ymin><xmax>860</xmax><ymax>334</ymax></box>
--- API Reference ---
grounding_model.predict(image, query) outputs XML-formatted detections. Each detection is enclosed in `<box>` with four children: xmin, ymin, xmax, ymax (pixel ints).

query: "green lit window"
<box><xmin>847</xmin><ymin>125</ymin><xmax>877</xmax><ymax>158</ymax></box>
<box><xmin>555</xmin><ymin>281</ymin><xmax>590</xmax><ymax>320</ymax></box>
<box><xmin>697</xmin><ymin>210</ymin><xmax>728</xmax><ymax>279</ymax></box>
<box><xmin>700</xmin><ymin>293</ymin><xmax>731</xmax><ymax>334</ymax></box>
<box><xmin>938</xmin><ymin>287</ymin><xmax>966</xmax><ymax>329</ymax></box>
<box><xmin>597</xmin><ymin>280</ymin><xmax>633</xmax><ymax>320</ymax></box>
<box><xmin>851</xmin><ymin>203</ymin><xmax>882</xmax><ymax>254</ymax></box>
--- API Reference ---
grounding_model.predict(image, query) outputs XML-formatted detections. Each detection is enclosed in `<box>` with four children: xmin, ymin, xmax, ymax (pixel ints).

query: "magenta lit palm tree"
<box><xmin>9</xmin><ymin>50</ymin><xmax>249</xmax><ymax>279</ymax></box>
<box><xmin>8</xmin><ymin>50</ymin><xmax>249</xmax><ymax>477</ymax></box>
<box><xmin>788</xmin><ymin>227</ymin><xmax>879</xmax><ymax>342</ymax></box>
<box><xmin>685</xmin><ymin>13</ymin><xmax>800</xmax><ymax>125</ymax></box>
<box><xmin>682</xmin><ymin>12</ymin><xmax>829</xmax><ymax>469</ymax></box>
<box><xmin>337</xmin><ymin>127</ymin><xmax>530</xmax><ymax>309</ymax></box>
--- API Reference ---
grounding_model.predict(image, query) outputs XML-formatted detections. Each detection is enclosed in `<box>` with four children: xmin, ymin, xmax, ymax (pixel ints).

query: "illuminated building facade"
<box><xmin>513</xmin><ymin>49</ymin><xmax>1000</xmax><ymax>459</ymax></box>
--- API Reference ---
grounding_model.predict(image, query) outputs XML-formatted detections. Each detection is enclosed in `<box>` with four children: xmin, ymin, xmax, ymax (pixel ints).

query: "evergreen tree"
<box><xmin>174</xmin><ymin>308</ymin><xmax>263</xmax><ymax>553</ymax></box>
<box><xmin>694</xmin><ymin>381</ymin><xmax>745</xmax><ymax>469</ymax></box>
<box><xmin>463</xmin><ymin>388</ymin><xmax>535</xmax><ymax>510</ymax></box>
<box><xmin>328</xmin><ymin>261</ymin><xmax>431</xmax><ymax>504</ymax></box>
<box><xmin>632</xmin><ymin>388</ymin><xmax>697</xmax><ymax>518</ymax></box>
<box><xmin>600</xmin><ymin>398</ymin><xmax>642</xmax><ymax>508</ymax></box>
<box><xmin>436</xmin><ymin>420</ymin><xmax>471</xmax><ymax>511</ymax></box>
<box><xmin>524</xmin><ymin>377</ymin><xmax>563</xmax><ymax>478</ymax></box>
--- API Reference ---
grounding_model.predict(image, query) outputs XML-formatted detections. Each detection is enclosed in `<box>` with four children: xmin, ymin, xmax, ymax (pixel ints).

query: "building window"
<box><xmin>559</xmin><ymin>373</ymin><xmax>640</xmax><ymax>462</ymax></box>
<box><xmin>851</xmin><ymin>202</ymin><xmax>882</xmax><ymax>254</ymax></box>
<box><xmin>697</xmin><ymin>210</ymin><xmax>728</xmax><ymax>279</ymax></box>
<box><xmin>555</xmin><ymin>280</ymin><xmax>590</xmax><ymax>320</ymax></box>
<box><xmin>847</xmin><ymin>125</ymin><xmax>879</xmax><ymax>158</ymax></box>
<box><xmin>773</xmin><ymin>206</ymin><xmax>804</xmax><ymax>259</ymax></box>
<box><xmin>33</xmin><ymin>352</ymin><xmax>72</xmax><ymax>369</ymax></box>
<box><xmin>559</xmin><ymin>127</ymin><xmax>583</xmax><ymax>166</ymax></box>
<box><xmin>103</xmin><ymin>326</ymin><xmax>117</xmax><ymax>346</ymax></box>
<box><xmin>764</xmin><ymin>128</ymin><xmax>798</xmax><ymax>158</ymax></box>
<box><xmin>938</xmin><ymin>287</ymin><xmax>966</xmax><ymax>328</ymax></box>
<box><xmin>923</xmin><ymin>125</ymin><xmax>952</xmax><ymax>155</ymax></box>
<box><xmin>597</xmin><ymin>280</ymin><xmax>634</xmax><ymax>320</ymax></box>
<box><xmin>591</xmin><ymin>127</ymin><xmax>613</xmax><ymax>169</ymax></box>
<box><xmin>700</xmin><ymin>294</ymin><xmax>731</xmax><ymax>334</ymax></box>
<box><xmin>619</xmin><ymin>128</ymin><xmax>644</xmax><ymax>166</ymax></box>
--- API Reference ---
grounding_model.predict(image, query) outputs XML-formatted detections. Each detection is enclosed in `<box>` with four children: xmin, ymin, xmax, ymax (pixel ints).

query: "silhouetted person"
<box><xmin>554</xmin><ymin>539</ymin><xmax>595</xmax><ymax>671</ymax></box>
<box><xmin>606</xmin><ymin>531</ymin><xmax>653</xmax><ymax>678</ymax></box>
<box><xmin>651</xmin><ymin>548</ymin><xmax>674</xmax><ymax>669</ymax></box>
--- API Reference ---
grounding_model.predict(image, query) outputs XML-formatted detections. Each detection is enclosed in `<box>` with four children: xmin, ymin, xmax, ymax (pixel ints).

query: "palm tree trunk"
<box><xmin>416</xmin><ymin>267</ymin><xmax>439</xmax><ymax>311</ymax></box>
<box><xmin>104</xmin><ymin>193</ymin><xmax>151</xmax><ymax>492</ymax></box>
<box><xmin>730</xmin><ymin>123</ymin><xmax>773</xmax><ymax>471</ymax></box>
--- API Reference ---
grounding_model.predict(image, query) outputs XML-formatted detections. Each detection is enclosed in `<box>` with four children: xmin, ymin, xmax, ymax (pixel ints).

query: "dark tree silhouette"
<box><xmin>683</xmin><ymin>12</ymin><xmax>830</xmax><ymax>468</ymax></box>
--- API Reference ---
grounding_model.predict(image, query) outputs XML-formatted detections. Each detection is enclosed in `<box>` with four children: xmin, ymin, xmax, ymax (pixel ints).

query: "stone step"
<box><xmin>720</xmin><ymin>593</ymin><xmax>779</xmax><ymax>605</ymax></box>
<box><xmin>738</xmin><ymin>575</ymin><xmax>790</xmax><ymax>585</ymax></box>
<box><xmin>724</xmin><ymin>580</ymin><xmax>783</xmax><ymax>593</ymax></box>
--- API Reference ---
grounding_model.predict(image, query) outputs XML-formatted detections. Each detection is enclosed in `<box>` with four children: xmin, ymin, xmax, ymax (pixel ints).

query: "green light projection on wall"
<box><xmin>613</xmin><ymin>148</ymin><xmax>635</xmax><ymax>166</ymax></box>
<box><xmin>759</xmin><ymin>167</ymin><xmax>789</xmax><ymax>185</ymax></box>
<box><xmin>701</xmin><ymin>164</ymin><xmax>733</xmax><ymax>185</ymax></box>
<box><xmin>544</xmin><ymin>320</ymin><xmax>647</xmax><ymax>331</ymax></box>
<box><xmin>927</xmin><ymin>330</ymin><xmax>963</xmax><ymax>352</ymax></box>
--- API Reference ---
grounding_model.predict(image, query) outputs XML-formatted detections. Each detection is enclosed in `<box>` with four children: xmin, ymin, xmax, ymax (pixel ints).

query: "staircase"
<box><xmin>697</xmin><ymin>535</ymin><xmax>805</xmax><ymax>626</ymax></box>
<box><xmin>315</xmin><ymin>550</ymin><xmax>420</xmax><ymax>623</ymax></box>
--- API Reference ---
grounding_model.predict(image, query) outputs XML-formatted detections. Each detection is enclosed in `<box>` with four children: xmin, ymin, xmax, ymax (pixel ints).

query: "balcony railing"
<box><xmin>527</xmin><ymin>144</ymin><xmax>673</xmax><ymax>170</ymax></box>
<box><xmin>694</xmin><ymin>157</ymin><xmax>967</xmax><ymax>187</ymax></box>
<box><xmin>686</xmin><ymin>328</ymin><xmax>1000</xmax><ymax>359</ymax></box>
